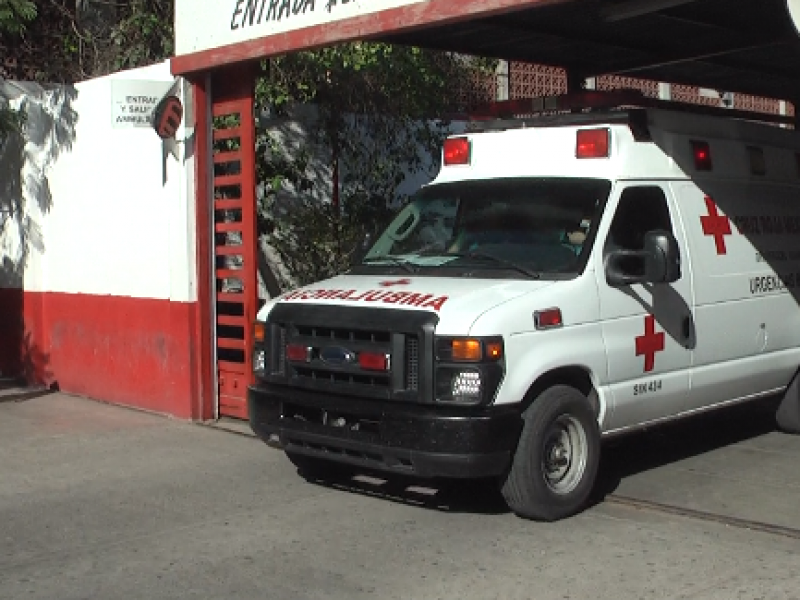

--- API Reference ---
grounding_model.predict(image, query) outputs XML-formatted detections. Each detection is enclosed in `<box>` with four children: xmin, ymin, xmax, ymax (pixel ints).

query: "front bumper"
<box><xmin>248</xmin><ymin>384</ymin><xmax>523</xmax><ymax>479</ymax></box>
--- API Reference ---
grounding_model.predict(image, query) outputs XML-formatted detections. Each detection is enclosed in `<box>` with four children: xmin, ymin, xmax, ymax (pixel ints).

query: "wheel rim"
<box><xmin>541</xmin><ymin>414</ymin><xmax>588</xmax><ymax>495</ymax></box>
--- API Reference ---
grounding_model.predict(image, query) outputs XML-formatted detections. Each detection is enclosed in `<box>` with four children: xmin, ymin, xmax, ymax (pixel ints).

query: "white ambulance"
<box><xmin>248</xmin><ymin>91</ymin><xmax>800</xmax><ymax>521</ymax></box>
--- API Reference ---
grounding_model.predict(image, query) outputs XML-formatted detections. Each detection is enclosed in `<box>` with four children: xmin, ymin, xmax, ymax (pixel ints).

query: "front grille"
<box><xmin>270</xmin><ymin>325</ymin><xmax>287</xmax><ymax>376</ymax></box>
<box><xmin>289</xmin><ymin>324</ymin><xmax>400</xmax><ymax>392</ymax></box>
<box><xmin>405</xmin><ymin>336</ymin><xmax>419</xmax><ymax>391</ymax></box>
<box><xmin>274</xmin><ymin>323</ymin><xmax>421</xmax><ymax>397</ymax></box>
<box><xmin>294</xmin><ymin>365</ymin><xmax>390</xmax><ymax>387</ymax></box>
<box><xmin>296</xmin><ymin>325</ymin><xmax>390</xmax><ymax>344</ymax></box>
<box><xmin>264</xmin><ymin>304</ymin><xmax>436</xmax><ymax>402</ymax></box>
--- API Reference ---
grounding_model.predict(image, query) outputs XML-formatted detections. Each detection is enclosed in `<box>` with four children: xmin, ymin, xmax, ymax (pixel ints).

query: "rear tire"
<box><xmin>500</xmin><ymin>385</ymin><xmax>601</xmax><ymax>521</ymax></box>
<box><xmin>777</xmin><ymin>372</ymin><xmax>800</xmax><ymax>434</ymax></box>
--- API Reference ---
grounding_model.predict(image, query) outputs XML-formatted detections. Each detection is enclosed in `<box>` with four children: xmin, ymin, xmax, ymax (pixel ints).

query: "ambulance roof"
<box><xmin>431</xmin><ymin>108</ymin><xmax>800</xmax><ymax>187</ymax></box>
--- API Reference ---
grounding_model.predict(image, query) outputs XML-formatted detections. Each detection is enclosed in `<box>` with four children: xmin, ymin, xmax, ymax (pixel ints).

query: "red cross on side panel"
<box><xmin>635</xmin><ymin>315</ymin><xmax>665</xmax><ymax>373</ymax></box>
<box><xmin>700</xmin><ymin>196</ymin><xmax>732</xmax><ymax>255</ymax></box>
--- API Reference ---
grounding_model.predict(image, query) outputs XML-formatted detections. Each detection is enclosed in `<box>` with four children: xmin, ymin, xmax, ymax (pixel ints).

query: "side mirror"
<box><xmin>605</xmin><ymin>229</ymin><xmax>681</xmax><ymax>287</ymax></box>
<box><xmin>643</xmin><ymin>229</ymin><xmax>681</xmax><ymax>284</ymax></box>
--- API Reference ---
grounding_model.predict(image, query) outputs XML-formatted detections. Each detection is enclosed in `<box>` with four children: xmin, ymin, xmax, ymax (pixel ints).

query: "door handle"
<box><xmin>682</xmin><ymin>315</ymin><xmax>692</xmax><ymax>342</ymax></box>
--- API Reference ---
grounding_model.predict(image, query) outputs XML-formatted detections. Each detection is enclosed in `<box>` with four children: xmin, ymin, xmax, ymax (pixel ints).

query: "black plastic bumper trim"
<box><xmin>247</xmin><ymin>383</ymin><xmax>522</xmax><ymax>479</ymax></box>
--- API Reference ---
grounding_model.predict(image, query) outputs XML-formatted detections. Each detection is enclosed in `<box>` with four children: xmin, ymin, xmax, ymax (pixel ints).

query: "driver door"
<box><xmin>595</xmin><ymin>184</ymin><xmax>695</xmax><ymax>431</ymax></box>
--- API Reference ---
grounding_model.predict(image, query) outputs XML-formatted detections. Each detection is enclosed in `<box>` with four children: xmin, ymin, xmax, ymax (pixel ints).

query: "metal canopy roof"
<box><xmin>380</xmin><ymin>0</ymin><xmax>800</xmax><ymax>102</ymax></box>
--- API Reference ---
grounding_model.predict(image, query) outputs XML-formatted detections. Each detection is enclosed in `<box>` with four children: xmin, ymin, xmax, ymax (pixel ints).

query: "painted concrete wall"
<box><xmin>0</xmin><ymin>60</ymin><xmax>200</xmax><ymax>418</ymax></box>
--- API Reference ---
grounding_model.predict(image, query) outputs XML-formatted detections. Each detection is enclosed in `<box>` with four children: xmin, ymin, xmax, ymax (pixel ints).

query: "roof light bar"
<box><xmin>470</xmin><ymin>89</ymin><xmax>648</xmax><ymax>119</ymax></box>
<box><xmin>692</xmin><ymin>140</ymin><xmax>713</xmax><ymax>171</ymax></box>
<box><xmin>461</xmin><ymin>89</ymin><xmax>795</xmax><ymax>127</ymax></box>
<box><xmin>443</xmin><ymin>137</ymin><xmax>471</xmax><ymax>166</ymax></box>
<box><xmin>577</xmin><ymin>128</ymin><xmax>611</xmax><ymax>159</ymax></box>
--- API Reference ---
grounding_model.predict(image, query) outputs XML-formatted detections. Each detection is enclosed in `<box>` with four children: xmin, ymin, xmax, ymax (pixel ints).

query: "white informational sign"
<box><xmin>175</xmin><ymin>0</ymin><xmax>428</xmax><ymax>56</ymax></box>
<box><xmin>111</xmin><ymin>80</ymin><xmax>175</xmax><ymax>128</ymax></box>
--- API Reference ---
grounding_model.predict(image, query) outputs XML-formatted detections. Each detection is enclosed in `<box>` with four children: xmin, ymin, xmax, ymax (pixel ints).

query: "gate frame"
<box><xmin>190</xmin><ymin>73</ymin><xmax>214</xmax><ymax>421</ymax></box>
<box><xmin>190</xmin><ymin>65</ymin><xmax>259</xmax><ymax>421</ymax></box>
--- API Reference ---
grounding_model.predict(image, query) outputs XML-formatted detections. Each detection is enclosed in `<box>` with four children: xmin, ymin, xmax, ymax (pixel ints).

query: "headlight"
<box><xmin>434</xmin><ymin>336</ymin><xmax>505</xmax><ymax>405</ymax></box>
<box><xmin>253</xmin><ymin>321</ymin><xmax>267</xmax><ymax>378</ymax></box>
<box><xmin>253</xmin><ymin>348</ymin><xmax>267</xmax><ymax>377</ymax></box>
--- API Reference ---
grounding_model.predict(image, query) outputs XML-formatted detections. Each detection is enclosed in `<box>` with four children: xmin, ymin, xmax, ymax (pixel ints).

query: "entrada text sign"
<box><xmin>231</xmin><ymin>0</ymin><xmax>341</xmax><ymax>31</ymax></box>
<box><xmin>175</xmin><ymin>0</ymin><xmax>427</xmax><ymax>56</ymax></box>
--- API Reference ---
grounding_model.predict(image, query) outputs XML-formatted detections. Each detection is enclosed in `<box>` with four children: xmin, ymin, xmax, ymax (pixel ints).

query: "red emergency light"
<box><xmin>692</xmin><ymin>140</ymin><xmax>713</xmax><ymax>171</ymax></box>
<box><xmin>443</xmin><ymin>137</ymin><xmax>471</xmax><ymax>166</ymax></box>
<box><xmin>286</xmin><ymin>344</ymin><xmax>310</xmax><ymax>362</ymax></box>
<box><xmin>534</xmin><ymin>308</ymin><xmax>563</xmax><ymax>330</ymax></box>
<box><xmin>358</xmin><ymin>352</ymin><xmax>389</xmax><ymax>371</ymax></box>
<box><xmin>576</xmin><ymin>128</ymin><xmax>610</xmax><ymax>159</ymax></box>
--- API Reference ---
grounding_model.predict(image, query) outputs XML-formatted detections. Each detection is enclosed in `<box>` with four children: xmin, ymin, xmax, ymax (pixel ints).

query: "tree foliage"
<box><xmin>0</xmin><ymin>0</ymin><xmax>36</xmax><ymax>34</ymax></box>
<box><xmin>0</xmin><ymin>0</ymin><xmax>173</xmax><ymax>84</ymax></box>
<box><xmin>0</xmin><ymin>0</ymin><xmax>36</xmax><ymax>138</ymax></box>
<box><xmin>254</xmin><ymin>44</ymin><xmax>497</xmax><ymax>288</ymax></box>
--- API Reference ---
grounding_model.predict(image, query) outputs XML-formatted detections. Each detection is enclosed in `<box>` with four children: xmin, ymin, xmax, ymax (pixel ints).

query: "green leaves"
<box><xmin>2</xmin><ymin>1</ymin><xmax>174</xmax><ymax>83</ymax></box>
<box><xmin>0</xmin><ymin>0</ymin><xmax>37</xmax><ymax>34</ymax></box>
<box><xmin>0</xmin><ymin>0</ymin><xmax>36</xmax><ymax>139</ymax></box>
<box><xmin>109</xmin><ymin>4</ymin><xmax>174</xmax><ymax>72</ymax></box>
<box><xmin>256</xmin><ymin>42</ymin><xmax>498</xmax><ymax>288</ymax></box>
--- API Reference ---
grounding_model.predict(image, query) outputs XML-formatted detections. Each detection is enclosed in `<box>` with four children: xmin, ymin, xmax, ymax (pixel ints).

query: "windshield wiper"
<box><xmin>361</xmin><ymin>256</ymin><xmax>417</xmax><ymax>273</ymax></box>
<box><xmin>444</xmin><ymin>251</ymin><xmax>541</xmax><ymax>279</ymax></box>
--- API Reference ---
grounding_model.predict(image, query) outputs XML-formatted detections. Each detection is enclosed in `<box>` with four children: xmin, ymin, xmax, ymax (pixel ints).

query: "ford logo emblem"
<box><xmin>320</xmin><ymin>346</ymin><xmax>356</xmax><ymax>366</ymax></box>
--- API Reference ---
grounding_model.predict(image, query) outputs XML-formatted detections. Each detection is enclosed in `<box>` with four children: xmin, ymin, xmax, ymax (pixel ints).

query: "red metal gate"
<box><xmin>211</xmin><ymin>88</ymin><xmax>258</xmax><ymax>420</ymax></box>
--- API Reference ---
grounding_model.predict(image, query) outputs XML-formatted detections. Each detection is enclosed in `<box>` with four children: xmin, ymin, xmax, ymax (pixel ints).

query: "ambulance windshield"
<box><xmin>362</xmin><ymin>177</ymin><xmax>611</xmax><ymax>277</ymax></box>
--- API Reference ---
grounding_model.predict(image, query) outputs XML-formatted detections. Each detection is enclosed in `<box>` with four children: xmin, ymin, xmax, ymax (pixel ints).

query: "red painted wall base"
<box><xmin>0</xmin><ymin>288</ymin><xmax>199</xmax><ymax>420</ymax></box>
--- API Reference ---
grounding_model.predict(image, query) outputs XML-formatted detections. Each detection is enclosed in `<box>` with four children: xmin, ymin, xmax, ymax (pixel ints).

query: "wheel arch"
<box><xmin>520</xmin><ymin>365</ymin><xmax>603</xmax><ymax>421</ymax></box>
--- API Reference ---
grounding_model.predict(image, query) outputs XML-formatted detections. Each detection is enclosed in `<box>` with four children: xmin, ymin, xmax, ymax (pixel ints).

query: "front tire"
<box><xmin>500</xmin><ymin>385</ymin><xmax>601</xmax><ymax>521</ymax></box>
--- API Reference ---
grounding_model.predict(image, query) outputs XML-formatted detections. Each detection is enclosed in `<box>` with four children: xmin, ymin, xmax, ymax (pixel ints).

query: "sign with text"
<box><xmin>175</xmin><ymin>0</ymin><xmax>428</xmax><ymax>56</ymax></box>
<box><xmin>111</xmin><ymin>80</ymin><xmax>175</xmax><ymax>129</ymax></box>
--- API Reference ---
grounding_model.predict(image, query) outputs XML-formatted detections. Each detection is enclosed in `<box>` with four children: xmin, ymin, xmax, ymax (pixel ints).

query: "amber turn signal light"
<box><xmin>253</xmin><ymin>321</ymin><xmax>265</xmax><ymax>343</ymax></box>
<box><xmin>452</xmin><ymin>339</ymin><xmax>482</xmax><ymax>361</ymax></box>
<box><xmin>486</xmin><ymin>342</ymin><xmax>503</xmax><ymax>361</ymax></box>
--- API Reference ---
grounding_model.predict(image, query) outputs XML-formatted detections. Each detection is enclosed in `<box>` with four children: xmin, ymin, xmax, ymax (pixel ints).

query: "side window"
<box><xmin>605</xmin><ymin>186</ymin><xmax>673</xmax><ymax>253</ymax></box>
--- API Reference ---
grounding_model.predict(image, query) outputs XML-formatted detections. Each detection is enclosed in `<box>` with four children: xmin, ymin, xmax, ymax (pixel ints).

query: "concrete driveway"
<box><xmin>1</xmin><ymin>391</ymin><xmax>799</xmax><ymax>600</ymax></box>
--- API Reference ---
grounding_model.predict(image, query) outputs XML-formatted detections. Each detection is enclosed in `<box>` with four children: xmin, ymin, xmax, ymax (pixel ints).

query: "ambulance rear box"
<box><xmin>247</xmin><ymin>91</ymin><xmax>800</xmax><ymax>521</ymax></box>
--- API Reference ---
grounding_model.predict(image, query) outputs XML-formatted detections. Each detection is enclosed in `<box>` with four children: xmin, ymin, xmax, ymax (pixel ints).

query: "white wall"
<box><xmin>0</xmin><ymin>61</ymin><xmax>196</xmax><ymax>302</ymax></box>
<box><xmin>176</xmin><ymin>0</ymin><xmax>425</xmax><ymax>57</ymax></box>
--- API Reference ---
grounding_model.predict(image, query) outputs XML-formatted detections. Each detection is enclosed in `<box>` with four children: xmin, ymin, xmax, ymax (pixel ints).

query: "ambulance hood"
<box><xmin>258</xmin><ymin>273</ymin><xmax>555</xmax><ymax>333</ymax></box>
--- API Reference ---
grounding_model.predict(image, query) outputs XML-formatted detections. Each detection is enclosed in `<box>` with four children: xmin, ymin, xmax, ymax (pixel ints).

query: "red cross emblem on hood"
<box><xmin>379</xmin><ymin>278</ymin><xmax>411</xmax><ymax>287</ymax></box>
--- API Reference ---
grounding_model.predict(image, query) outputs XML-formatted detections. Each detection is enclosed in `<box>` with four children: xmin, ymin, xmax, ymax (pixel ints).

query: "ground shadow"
<box><xmin>286</xmin><ymin>397</ymin><xmax>781</xmax><ymax>517</ymax></box>
<box><xmin>297</xmin><ymin>468</ymin><xmax>510</xmax><ymax>516</ymax></box>
<box><xmin>0</xmin><ymin>80</ymin><xmax>78</xmax><ymax>386</ymax></box>
<box><xmin>591</xmin><ymin>395</ymin><xmax>782</xmax><ymax>503</ymax></box>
